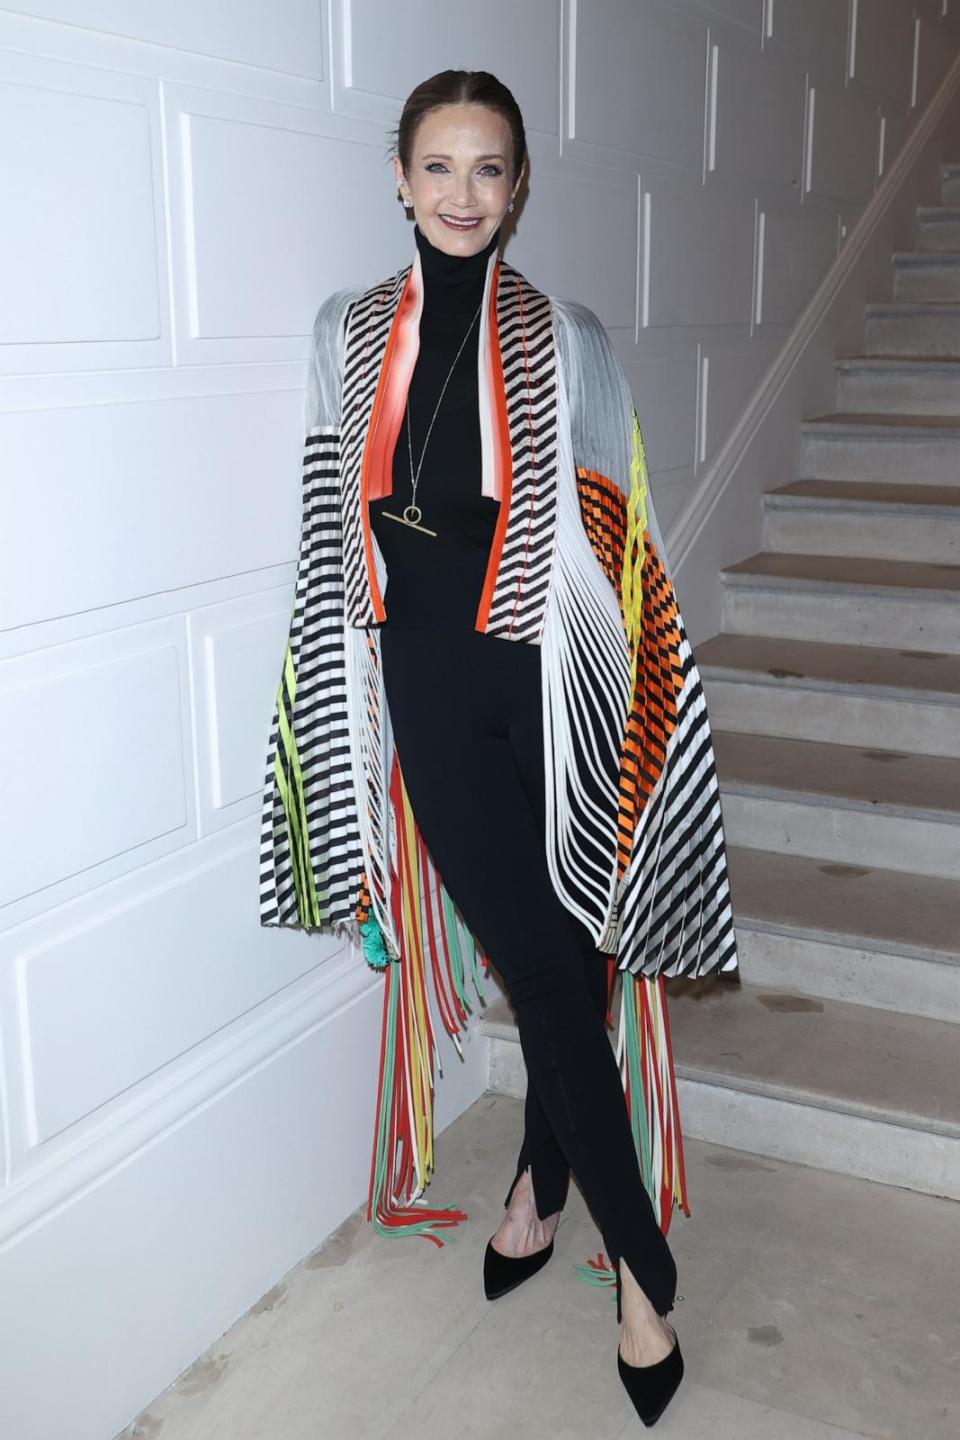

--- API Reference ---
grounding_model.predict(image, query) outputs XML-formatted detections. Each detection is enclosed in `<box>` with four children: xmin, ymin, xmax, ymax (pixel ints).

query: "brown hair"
<box><xmin>388</xmin><ymin>69</ymin><xmax>527</xmax><ymax>188</ymax></box>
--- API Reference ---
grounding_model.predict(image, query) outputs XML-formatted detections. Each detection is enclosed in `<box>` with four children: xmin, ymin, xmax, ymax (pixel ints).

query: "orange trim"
<box><xmin>475</xmin><ymin>259</ymin><xmax>513</xmax><ymax>632</ymax></box>
<box><xmin>360</xmin><ymin>275</ymin><xmax>417</xmax><ymax>622</ymax></box>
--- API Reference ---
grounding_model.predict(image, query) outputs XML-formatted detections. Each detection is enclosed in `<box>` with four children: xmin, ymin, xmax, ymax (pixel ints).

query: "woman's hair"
<box><xmin>388</xmin><ymin>70</ymin><xmax>527</xmax><ymax>187</ymax></box>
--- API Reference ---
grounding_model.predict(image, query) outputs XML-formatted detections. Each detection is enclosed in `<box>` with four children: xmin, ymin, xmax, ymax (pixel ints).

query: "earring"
<box><xmin>508</xmin><ymin>201</ymin><xmax>515</xmax><ymax>212</ymax></box>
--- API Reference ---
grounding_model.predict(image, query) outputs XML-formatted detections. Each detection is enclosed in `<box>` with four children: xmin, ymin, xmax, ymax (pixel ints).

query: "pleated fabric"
<box><xmin>258</xmin><ymin>241</ymin><xmax>739</xmax><ymax>1255</ymax></box>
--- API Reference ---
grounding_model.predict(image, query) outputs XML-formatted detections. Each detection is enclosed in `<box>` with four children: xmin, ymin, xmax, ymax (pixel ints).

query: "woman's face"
<box><xmin>394</xmin><ymin>102</ymin><xmax>523</xmax><ymax>257</ymax></box>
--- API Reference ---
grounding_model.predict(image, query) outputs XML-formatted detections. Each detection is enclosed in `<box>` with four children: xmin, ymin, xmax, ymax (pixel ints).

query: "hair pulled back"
<box><xmin>388</xmin><ymin>69</ymin><xmax>527</xmax><ymax>187</ymax></box>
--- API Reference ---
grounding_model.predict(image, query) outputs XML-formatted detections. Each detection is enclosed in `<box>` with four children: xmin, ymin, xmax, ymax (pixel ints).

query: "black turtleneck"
<box><xmin>369</xmin><ymin>221</ymin><xmax>502</xmax><ymax>629</ymax></box>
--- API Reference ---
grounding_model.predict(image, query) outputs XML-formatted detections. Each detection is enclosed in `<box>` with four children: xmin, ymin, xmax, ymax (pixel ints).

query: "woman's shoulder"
<box><xmin>549</xmin><ymin>293</ymin><xmax>609</xmax><ymax>347</ymax></box>
<box><xmin>549</xmin><ymin>294</ymin><xmax>626</xmax><ymax>389</ymax></box>
<box><xmin>311</xmin><ymin>284</ymin><xmax>365</xmax><ymax>342</ymax></box>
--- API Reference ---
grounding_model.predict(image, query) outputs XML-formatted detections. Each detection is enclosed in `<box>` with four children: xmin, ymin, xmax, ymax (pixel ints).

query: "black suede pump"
<box><xmin>482</xmin><ymin>1234</ymin><xmax>555</xmax><ymax>1300</ymax></box>
<box><xmin>614</xmin><ymin>1260</ymin><xmax>684</xmax><ymax>1427</ymax></box>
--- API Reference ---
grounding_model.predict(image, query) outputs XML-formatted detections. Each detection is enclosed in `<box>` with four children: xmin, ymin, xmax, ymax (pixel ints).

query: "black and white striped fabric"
<box><xmin>259</xmin><ymin>255</ymin><xmax>739</xmax><ymax>986</ymax></box>
<box><xmin>258</xmin><ymin>426</ymin><xmax>365</xmax><ymax>932</ymax></box>
<box><xmin>480</xmin><ymin>260</ymin><xmax>560</xmax><ymax>642</ymax></box>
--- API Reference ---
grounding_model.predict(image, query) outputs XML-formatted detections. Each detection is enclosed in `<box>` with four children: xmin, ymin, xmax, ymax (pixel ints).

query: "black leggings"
<box><xmin>379</xmin><ymin>604</ymin><xmax>678</xmax><ymax>1317</ymax></box>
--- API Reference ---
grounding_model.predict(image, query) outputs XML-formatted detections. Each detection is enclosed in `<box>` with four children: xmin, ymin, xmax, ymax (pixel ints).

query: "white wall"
<box><xmin>1</xmin><ymin>4</ymin><xmax>958</xmax><ymax>1438</ymax></box>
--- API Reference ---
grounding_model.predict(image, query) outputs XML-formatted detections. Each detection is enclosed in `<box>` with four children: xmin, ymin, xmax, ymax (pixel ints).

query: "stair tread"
<box><xmin>665</xmin><ymin>980</ymin><xmax>960</xmax><ymax>1139</ymax></box>
<box><xmin>726</xmin><ymin>845</ymin><xmax>960</xmax><ymax>962</ymax></box>
<box><xmin>804</xmin><ymin>410</ymin><xmax>960</xmax><ymax>430</ymax></box>
<box><xmin>713</xmin><ymin>728</ymin><xmax>960</xmax><ymax>820</ymax></box>
<box><xmin>766</xmin><ymin>478</ymin><xmax>960</xmax><ymax>509</ymax></box>
<box><xmin>893</xmin><ymin>249</ymin><xmax>960</xmax><ymax>262</ymax></box>
<box><xmin>866</xmin><ymin>299</ymin><xmax>960</xmax><ymax>312</ymax></box>
<box><xmin>480</xmin><ymin>981</ymin><xmax>960</xmax><ymax>1138</ymax></box>
<box><xmin>722</xmin><ymin>550</ymin><xmax>960</xmax><ymax>593</ymax></box>
<box><xmin>696</xmin><ymin>632</ymin><xmax>960</xmax><ymax>701</ymax></box>
<box><xmin>836</xmin><ymin>352</ymin><xmax>960</xmax><ymax>368</ymax></box>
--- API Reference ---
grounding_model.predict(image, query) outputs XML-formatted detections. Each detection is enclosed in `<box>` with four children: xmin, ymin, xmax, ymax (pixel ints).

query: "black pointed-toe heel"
<box><xmin>614</xmin><ymin>1261</ymin><xmax>684</xmax><ymax>1428</ymax></box>
<box><xmin>483</xmin><ymin>1235</ymin><xmax>555</xmax><ymax>1300</ymax></box>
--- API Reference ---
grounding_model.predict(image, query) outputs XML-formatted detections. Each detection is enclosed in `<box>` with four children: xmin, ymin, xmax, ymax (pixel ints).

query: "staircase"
<box><xmin>481</xmin><ymin>160</ymin><xmax>960</xmax><ymax>1204</ymax></box>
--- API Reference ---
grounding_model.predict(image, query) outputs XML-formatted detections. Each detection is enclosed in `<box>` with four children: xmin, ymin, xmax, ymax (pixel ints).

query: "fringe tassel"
<box><xmin>365</xmin><ymin>754</ymin><xmax>488</xmax><ymax>1244</ymax></box>
<box><xmin>620</xmin><ymin>407</ymin><xmax>649</xmax><ymax>700</ymax></box>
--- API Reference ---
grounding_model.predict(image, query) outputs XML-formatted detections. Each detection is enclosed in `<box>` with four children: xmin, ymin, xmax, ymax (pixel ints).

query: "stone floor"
<box><xmin>117</xmin><ymin>1092</ymin><xmax>960</xmax><ymax>1440</ymax></box>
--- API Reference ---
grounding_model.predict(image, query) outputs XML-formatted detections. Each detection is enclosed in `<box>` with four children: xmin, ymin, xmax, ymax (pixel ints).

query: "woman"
<box><xmin>260</xmin><ymin>69</ymin><xmax>738</xmax><ymax>1427</ymax></box>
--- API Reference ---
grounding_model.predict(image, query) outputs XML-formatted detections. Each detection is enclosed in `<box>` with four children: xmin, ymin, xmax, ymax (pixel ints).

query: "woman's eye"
<box><xmin>424</xmin><ymin>162</ymin><xmax>503</xmax><ymax>177</ymax></box>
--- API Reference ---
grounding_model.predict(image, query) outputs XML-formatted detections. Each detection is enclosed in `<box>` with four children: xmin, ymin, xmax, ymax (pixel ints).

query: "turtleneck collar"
<box><xmin>414</xmin><ymin>221</ymin><xmax>500</xmax><ymax>308</ymax></box>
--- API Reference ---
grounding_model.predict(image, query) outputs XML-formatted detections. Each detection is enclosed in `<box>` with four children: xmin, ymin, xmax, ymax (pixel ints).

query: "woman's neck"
<box><xmin>414</xmin><ymin>222</ymin><xmax>500</xmax><ymax>311</ymax></box>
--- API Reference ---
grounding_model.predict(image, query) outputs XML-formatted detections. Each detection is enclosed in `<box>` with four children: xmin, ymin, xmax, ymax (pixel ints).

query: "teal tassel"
<box><xmin>573</xmin><ymin>1254</ymin><xmax>616</xmax><ymax>1295</ymax></box>
<box><xmin>360</xmin><ymin>915</ymin><xmax>390</xmax><ymax>970</ymax></box>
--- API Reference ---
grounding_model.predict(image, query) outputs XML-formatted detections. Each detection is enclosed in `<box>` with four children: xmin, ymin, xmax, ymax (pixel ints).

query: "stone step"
<box><xmin>942</xmin><ymin>161</ymin><xmax>960</xmax><ymax>205</ymax></box>
<box><xmin>696</xmin><ymin>631</ymin><xmax>960</xmax><ymax>758</ymax></box>
<box><xmin>725</xmin><ymin>845</ymin><xmax>960</xmax><ymax>1022</ymax></box>
<box><xmin>713</xmin><ymin>728</ymin><xmax>960</xmax><ymax>880</ymax></box>
<box><xmin>916</xmin><ymin>206</ymin><xmax>960</xmax><ymax>251</ymax></box>
<box><xmin>835</xmin><ymin>353</ymin><xmax>960</xmax><ymax>414</ymax></box>
<box><xmin>720</xmin><ymin>549</ymin><xmax>960</xmax><ymax>654</ymax></box>
<box><xmin>763</xmin><ymin>476</ymin><xmax>960</xmax><ymax>562</ymax></box>
<box><xmin>800</xmin><ymin>410</ymin><xmax>960</xmax><ymax>482</ymax></box>
<box><xmin>892</xmin><ymin>250</ymin><xmax>960</xmax><ymax>302</ymax></box>
<box><xmin>761</xmin><ymin>477</ymin><xmax>960</xmax><ymax>562</ymax></box>
<box><xmin>479</xmin><ymin>981</ymin><xmax>960</xmax><ymax>1199</ymax></box>
<box><xmin>665</xmin><ymin>978</ymin><xmax>960</xmax><ymax>1200</ymax></box>
<box><xmin>864</xmin><ymin>301</ymin><xmax>960</xmax><ymax>356</ymax></box>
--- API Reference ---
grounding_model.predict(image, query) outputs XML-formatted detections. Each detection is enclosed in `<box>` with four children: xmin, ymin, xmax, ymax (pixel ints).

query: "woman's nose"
<box><xmin>452</xmin><ymin>172</ymin><xmax>476</xmax><ymax>206</ymax></box>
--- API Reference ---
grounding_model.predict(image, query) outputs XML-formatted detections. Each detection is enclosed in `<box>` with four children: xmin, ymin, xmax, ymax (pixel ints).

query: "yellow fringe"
<box><xmin>620</xmin><ymin>408</ymin><xmax>649</xmax><ymax>700</ymax></box>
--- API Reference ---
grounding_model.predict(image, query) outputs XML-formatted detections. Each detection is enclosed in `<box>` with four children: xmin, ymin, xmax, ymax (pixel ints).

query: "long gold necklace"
<box><xmin>381</xmin><ymin>299</ymin><xmax>483</xmax><ymax>538</ymax></box>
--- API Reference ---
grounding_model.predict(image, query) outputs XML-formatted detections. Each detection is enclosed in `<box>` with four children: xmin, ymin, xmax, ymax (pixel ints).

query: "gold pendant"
<box><xmin>381</xmin><ymin>503</ymin><xmax>437</xmax><ymax>537</ymax></box>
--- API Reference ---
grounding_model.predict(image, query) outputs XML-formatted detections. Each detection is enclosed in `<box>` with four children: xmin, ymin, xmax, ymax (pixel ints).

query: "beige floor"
<box><xmin>117</xmin><ymin>1092</ymin><xmax>960</xmax><ymax>1440</ymax></box>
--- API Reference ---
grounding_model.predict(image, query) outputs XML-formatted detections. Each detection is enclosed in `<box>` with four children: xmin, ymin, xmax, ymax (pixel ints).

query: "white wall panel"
<box><xmin>879</xmin><ymin>102</ymin><xmax>910</xmax><ymax>175</ymax></box>
<box><xmin>1</xmin><ymin>0</ymin><xmax>324</xmax><ymax>78</ymax></box>
<box><xmin>700</xmin><ymin>336</ymin><xmax>781</xmax><ymax>456</ymax></box>
<box><xmin>695</xmin><ymin>0</ymin><xmax>763</xmax><ymax>33</ymax></box>
<box><xmin>759</xmin><ymin>202</ymin><xmax>840</xmax><ymax>323</ymax></box>
<box><xmin>917</xmin><ymin>15</ymin><xmax>956</xmax><ymax>110</ymax></box>
<box><xmin>339</xmin><ymin>0</ymin><xmax>558</xmax><ymax>137</ymax></box>
<box><xmin>1</xmin><ymin>389</ymin><xmax>304</xmax><ymax>631</ymax></box>
<box><xmin>619</xmin><ymin>347</ymin><xmax>699</xmax><ymax>472</ymax></box>
<box><xmin>0</xmin><ymin>626</ymin><xmax>191</xmax><ymax>909</ymax></box>
<box><xmin>852</xmin><ymin>0</ymin><xmax>916</xmax><ymax>101</ymax></box>
<box><xmin>765</xmin><ymin>0</ymin><xmax>850</xmax><ymax>80</ymax></box>
<box><xmin>709</xmin><ymin>34</ymin><xmax>806</xmax><ymax>184</ymax></box>
<box><xmin>190</xmin><ymin>591</ymin><xmax>296</xmax><ymax>834</ymax></box>
<box><xmin>645</xmin><ymin>176</ymin><xmax>755</xmax><ymax>327</ymax></box>
<box><xmin>12</xmin><ymin>841</ymin><xmax>333</xmax><ymax>1150</ymax></box>
<box><xmin>808</xmin><ymin>83</ymin><xmax>881</xmax><ymax>203</ymax></box>
<box><xmin>567</xmin><ymin>0</ymin><xmax>707</xmax><ymax>167</ymax></box>
<box><xmin>507</xmin><ymin>168</ymin><xmax>638</xmax><ymax>329</ymax></box>
<box><xmin>175</xmin><ymin>103</ymin><xmax>400</xmax><ymax>364</ymax></box>
<box><xmin>0</xmin><ymin>51</ymin><xmax>167</xmax><ymax>374</ymax></box>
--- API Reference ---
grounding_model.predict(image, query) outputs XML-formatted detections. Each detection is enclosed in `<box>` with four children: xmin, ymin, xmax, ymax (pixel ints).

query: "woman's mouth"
<box><xmin>440</xmin><ymin>215</ymin><xmax>482</xmax><ymax>231</ymax></box>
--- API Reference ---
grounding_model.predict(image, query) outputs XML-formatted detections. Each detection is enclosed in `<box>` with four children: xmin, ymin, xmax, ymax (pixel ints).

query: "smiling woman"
<box><xmin>259</xmin><ymin>67</ymin><xmax>738</xmax><ymax>1430</ymax></box>
<box><xmin>396</xmin><ymin>98</ymin><xmax>522</xmax><ymax>252</ymax></box>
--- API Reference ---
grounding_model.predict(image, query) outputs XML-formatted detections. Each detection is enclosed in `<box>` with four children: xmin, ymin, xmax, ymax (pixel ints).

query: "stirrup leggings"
<box><xmin>380</xmin><ymin>619</ymin><xmax>678</xmax><ymax>1318</ymax></box>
